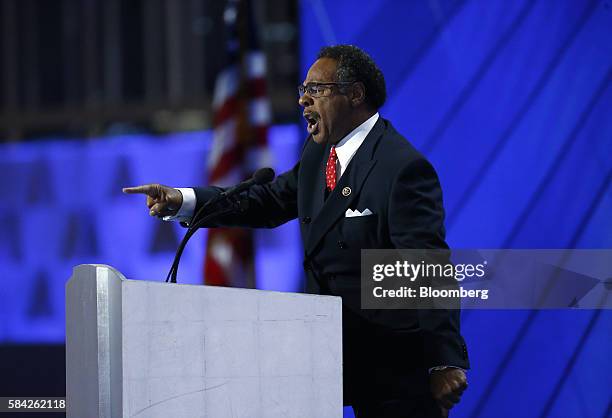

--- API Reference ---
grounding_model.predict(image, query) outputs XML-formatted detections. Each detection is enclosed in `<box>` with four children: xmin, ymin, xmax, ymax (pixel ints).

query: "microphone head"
<box><xmin>253</xmin><ymin>167</ymin><xmax>275</xmax><ymax>185</ymax></box>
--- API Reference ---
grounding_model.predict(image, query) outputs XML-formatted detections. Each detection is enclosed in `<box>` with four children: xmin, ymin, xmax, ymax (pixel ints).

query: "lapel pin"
<box><xmin>342</xmin><ymin>186</ymin><xmax>351</xmax><ymax>197</ymax></box>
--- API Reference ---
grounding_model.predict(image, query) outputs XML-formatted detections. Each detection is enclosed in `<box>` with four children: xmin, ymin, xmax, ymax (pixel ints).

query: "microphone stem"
<box><xmin>166</xmin><ymin>207</ymin><xmax>235</xmax><ymax>283</ymax></box>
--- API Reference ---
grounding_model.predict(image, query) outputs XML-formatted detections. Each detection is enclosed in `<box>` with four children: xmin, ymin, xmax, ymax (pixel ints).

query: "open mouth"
<box><xmin>303</xmin><ymin>112</ymin><xmax>320</xmax><ymax>135</ymax></box>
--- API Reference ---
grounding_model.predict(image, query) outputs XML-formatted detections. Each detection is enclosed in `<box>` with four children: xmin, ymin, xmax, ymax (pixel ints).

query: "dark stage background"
<box><xmin>1</xmin><ymin>1</ymin><xmax>611</xmax><ymax>417</ymax></box>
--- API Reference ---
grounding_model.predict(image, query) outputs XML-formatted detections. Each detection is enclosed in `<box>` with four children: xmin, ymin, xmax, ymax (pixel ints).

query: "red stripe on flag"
<box><xmin>213</xmin><ymin>96</ymin><xmax>239</xmax><ymax>128</ymax></box>
<box><xmin>209</xmin><ymin>144</ymin><xmax>244</xmax><ymax>183</ymax></box>
<box><xmin>205</xmin><ymin>228</ymin><xmax>255</xmax><ymax>287</ymax></box>
<box><xmin>247</xmin><ymin>78</ymin><xmax>267</xmax><ymax>97</ymax></box>
<box><xmin>204</xmin><ymin>256</ymin><xmax>228</xmax><ymax>286</ymax></box>
<box><xmin>253</xmin><ymin>125</ymin><xmax>268</xmax><ymax>146</ymax></box>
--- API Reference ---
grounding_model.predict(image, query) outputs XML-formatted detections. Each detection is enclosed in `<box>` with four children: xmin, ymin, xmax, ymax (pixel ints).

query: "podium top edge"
<box><xmin>125</xmin><ymin>279</ymin><xmax>342</xmax><ymax>300</ymax></box>
<box><xmin>70</xmin><ymin>264</ymin><xmax>128</xmax><ymax>281</ymax></box>
<box><xmin>67</xmin><ymin>265</ymin><xmax>341</xmax><ymax>302</ymax></box>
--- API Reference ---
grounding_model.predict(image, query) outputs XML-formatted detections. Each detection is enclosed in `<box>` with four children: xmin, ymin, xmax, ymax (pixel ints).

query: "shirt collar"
<box><xmin>333</xmin><ymin>112</ymin><xmax>379</xmax><ymax>175</ymax></box>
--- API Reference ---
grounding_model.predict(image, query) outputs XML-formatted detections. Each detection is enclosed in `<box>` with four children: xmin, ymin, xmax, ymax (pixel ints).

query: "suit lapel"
<box><xmin>304</xmin><ymin>118</ymin><xmax>385</xmax><ymax>256</ymax></box>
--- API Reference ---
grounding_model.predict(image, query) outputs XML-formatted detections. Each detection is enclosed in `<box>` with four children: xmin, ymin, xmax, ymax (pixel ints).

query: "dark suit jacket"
<box><xmin>194</xmin><ymin>117</ymin><xmax>469</xmax><ymax>402</ymax></box>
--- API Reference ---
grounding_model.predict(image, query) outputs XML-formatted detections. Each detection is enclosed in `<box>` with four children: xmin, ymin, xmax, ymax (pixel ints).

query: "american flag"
<box><xmin>204</xmin><ymin>0</ymin><xmax>271</xmax><ymax>287</ymax></box>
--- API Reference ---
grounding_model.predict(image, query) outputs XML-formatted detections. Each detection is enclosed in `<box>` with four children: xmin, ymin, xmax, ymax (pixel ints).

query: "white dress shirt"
<box><xmin>332</xmin><ymin>112</ymin><xmax>379</xmax><ymax>177</ymax></box>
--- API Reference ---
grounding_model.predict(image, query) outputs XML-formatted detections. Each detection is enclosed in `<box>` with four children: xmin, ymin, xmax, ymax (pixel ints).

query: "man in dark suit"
<box><xmin>125</xmin><ymin>45</ymin><xmax>468</xmax><ymax>418</ymax></box>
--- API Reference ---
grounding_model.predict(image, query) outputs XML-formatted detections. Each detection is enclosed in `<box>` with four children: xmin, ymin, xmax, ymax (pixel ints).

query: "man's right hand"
<box><xmin>122</xmin><ymin>184</ymin><xmax>183</xmax><ymax>218</ymax></box>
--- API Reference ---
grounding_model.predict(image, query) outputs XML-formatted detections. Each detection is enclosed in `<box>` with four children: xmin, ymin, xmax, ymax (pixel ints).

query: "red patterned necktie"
<box><xmin>326</xmin><ymin>145</ymin><xmax>338</xmax><ymax>191</ymax></box>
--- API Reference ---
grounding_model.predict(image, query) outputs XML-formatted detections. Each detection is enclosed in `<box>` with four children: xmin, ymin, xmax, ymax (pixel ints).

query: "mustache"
<box><xmin>303</xmin><ymin>111</ymin><xmax>320</xmax><ymax>121</ymax></box>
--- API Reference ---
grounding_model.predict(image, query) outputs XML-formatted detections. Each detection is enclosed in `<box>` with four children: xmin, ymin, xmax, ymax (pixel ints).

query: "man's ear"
<box><xmin>350</xmin><ymin>82</ymin><xmax>366</xmax><ymax>107</ymax></box>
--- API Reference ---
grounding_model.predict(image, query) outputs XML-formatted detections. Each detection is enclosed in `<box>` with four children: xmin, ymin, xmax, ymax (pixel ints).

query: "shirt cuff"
<box><xmin>162</xmin><ymin>188</ymin><xmax>196</xmax><ymax>222</ymax></box>
<box><xmin>428</xmin><ymin>365</ymin><xmax>466</xmax><ymax>374</ymax></box>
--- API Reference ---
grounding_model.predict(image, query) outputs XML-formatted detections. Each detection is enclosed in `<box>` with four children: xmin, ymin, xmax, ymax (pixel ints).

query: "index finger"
<box><xmin>122</xmin><ymin>185</ymin><xmax>156</xmax><ymax>195</ymax></box>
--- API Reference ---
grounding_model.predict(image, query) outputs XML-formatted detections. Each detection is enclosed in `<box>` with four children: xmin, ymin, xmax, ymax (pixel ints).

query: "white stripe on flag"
<box><xmin>210</xmin><ymin>235</ymin><xmax>233</xmax><ymax>269</ymax></box>
<box><xmin>246</xmin><ymin>51</ymin><xmax>266</xmax><ymax>78</ymax></box>
<box><xmin>212</xmin><ymin>66</ymin><xmax>239</xmax><ymax>109</ymax></box>
<box><xmin>248</xmin><ymin>98</ymin><xmax>272</xmax><ymax>126</ymax></box>
<box><xmin>208</xmin><ymin>119</ymin><xmax>237</xmax><ymax>168</ymax></box>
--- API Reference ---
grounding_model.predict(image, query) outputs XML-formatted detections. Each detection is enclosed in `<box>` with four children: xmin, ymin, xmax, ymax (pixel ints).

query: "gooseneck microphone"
<box><xmin>166</xmin><ymin>167</ymin><xmax>276</xmax><ymax>283</ymax></box>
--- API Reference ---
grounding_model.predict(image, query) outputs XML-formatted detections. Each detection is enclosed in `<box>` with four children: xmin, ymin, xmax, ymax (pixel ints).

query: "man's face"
<box><xmin>299</xmin><ymin>58</ymin><xmax>353</xmax><ymax>145</ymax></box>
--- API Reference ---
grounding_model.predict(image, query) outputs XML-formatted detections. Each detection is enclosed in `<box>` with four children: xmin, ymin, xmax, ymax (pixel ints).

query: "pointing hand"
<box><xmin>122</xmin><ymin>184</ymin><xmax>183</xmax><ymax>217</ymax></box>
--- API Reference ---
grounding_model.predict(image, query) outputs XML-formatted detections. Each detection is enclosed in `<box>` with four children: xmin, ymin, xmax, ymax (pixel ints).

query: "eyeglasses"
<box><xmin>298</xmin><ymin>81</ymin><xmax>355</xmax><ymax>98</ymax></box>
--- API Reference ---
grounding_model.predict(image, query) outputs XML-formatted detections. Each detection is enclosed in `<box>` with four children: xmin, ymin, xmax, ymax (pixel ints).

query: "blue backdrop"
<box><xmin>300</xmin><ymin>0</ymin><xmax>611</xmax><ymax>417</ymax></box>
<box><xmin>0</xmin><ymin>126</ymin><xmax>303</xmax><ymax>342</ymax></box>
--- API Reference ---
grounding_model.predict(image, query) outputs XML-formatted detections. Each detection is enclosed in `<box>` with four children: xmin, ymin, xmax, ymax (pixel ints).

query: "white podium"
<box><xmin>66</xmin><ymin>264</ymin><xmax>343</xmax><ymax>418</ymax></box>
